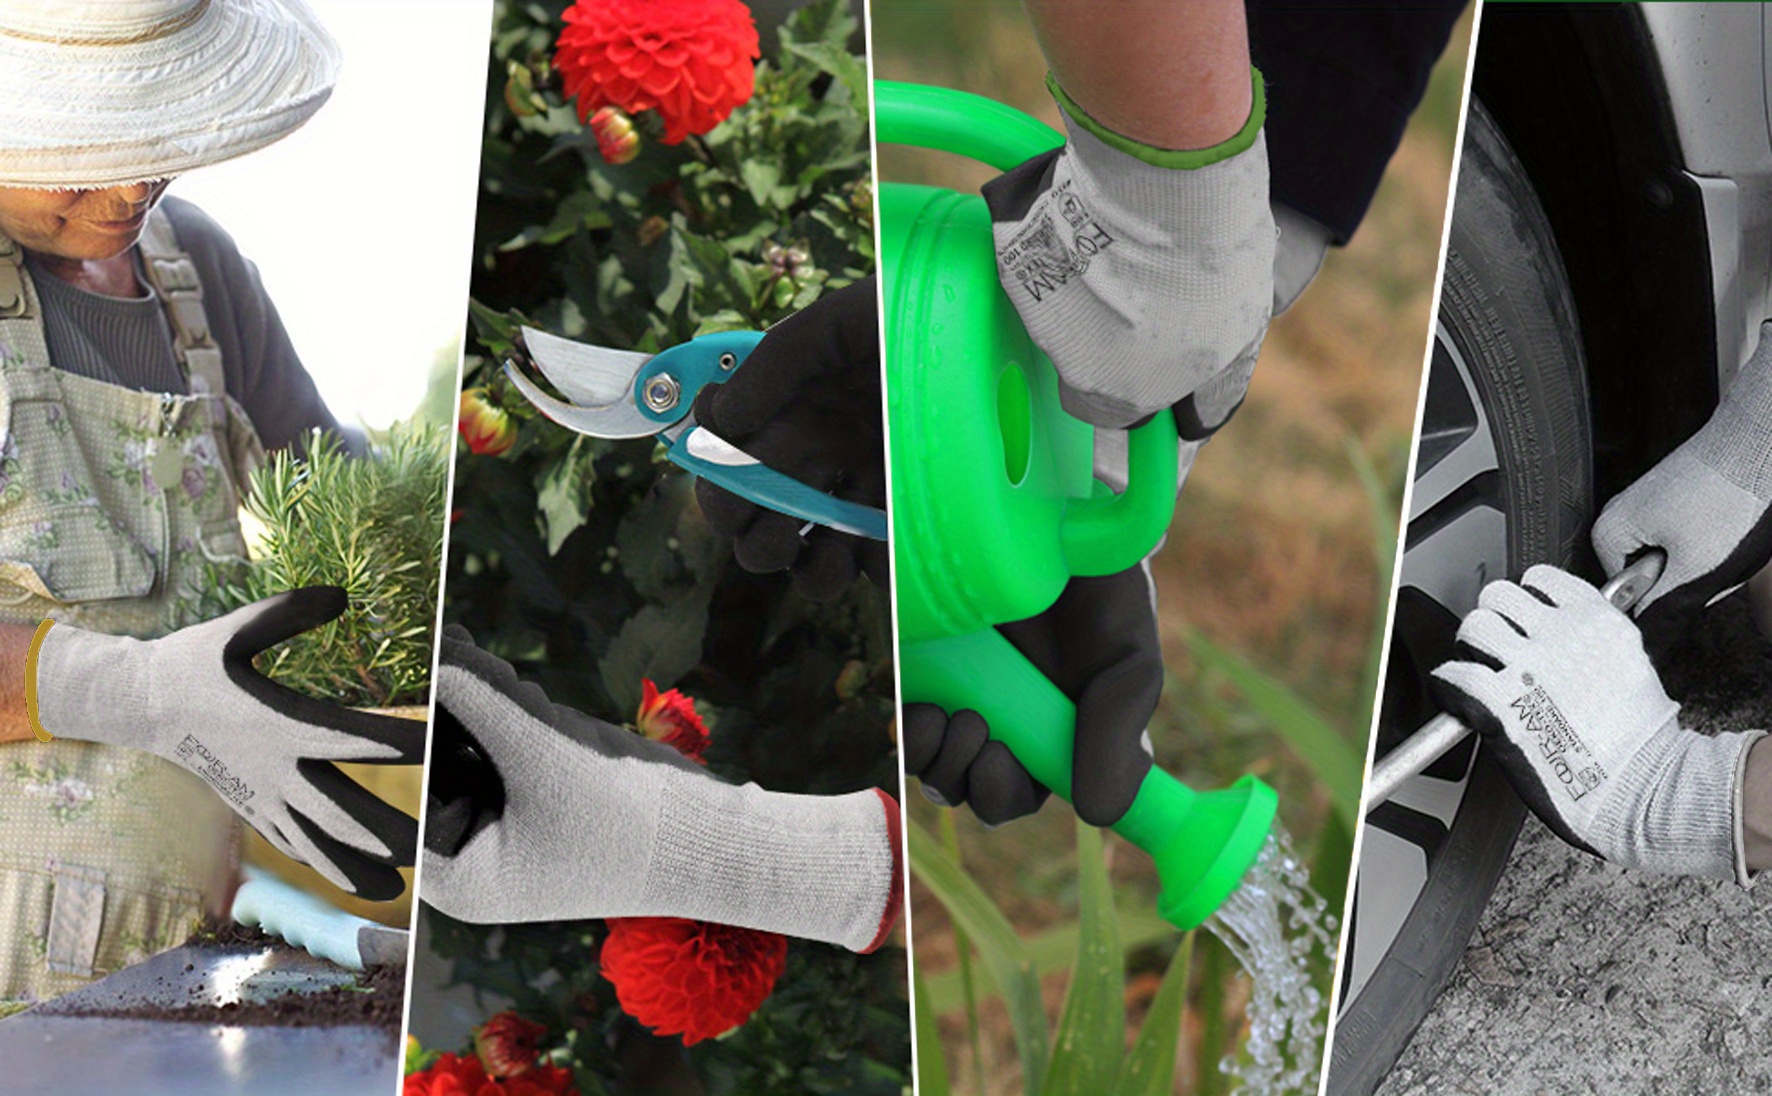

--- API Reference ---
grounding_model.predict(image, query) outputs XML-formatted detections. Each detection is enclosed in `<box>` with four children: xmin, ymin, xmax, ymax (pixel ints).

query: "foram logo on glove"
<box><xmin>175</xmin><ymin>734</ymin><xmax>257</xmax><ymax>814</ymax></box>
<box><xmin>1510</xmin><ymin>680</ymin><xmax>1608</xmax><ymax>802</ymax></box>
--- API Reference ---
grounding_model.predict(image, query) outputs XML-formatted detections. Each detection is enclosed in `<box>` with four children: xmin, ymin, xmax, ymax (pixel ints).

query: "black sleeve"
<box><xmin>1249</xmin><ymin>1</ymin><xmax>1468</xmax><ymax>244</ymax></box>
<box><xmin>158</xmin><ymin>198</ymin><xmax>358</xmax><ymax>455</ymax></box>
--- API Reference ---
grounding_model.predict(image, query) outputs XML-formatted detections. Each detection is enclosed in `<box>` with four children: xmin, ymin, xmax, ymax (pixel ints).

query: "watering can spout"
<box><xmin>901</xmin><ymin>628</ymin><xmax>1277</xmax><ymax>929</ymax></box>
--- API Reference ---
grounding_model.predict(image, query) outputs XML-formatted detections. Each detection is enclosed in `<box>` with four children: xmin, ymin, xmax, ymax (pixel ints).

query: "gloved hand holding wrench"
<box><xmin>1370</xmin><ymin>553</ymin><xmax>1769</xmax><ymax>883</ymax></box>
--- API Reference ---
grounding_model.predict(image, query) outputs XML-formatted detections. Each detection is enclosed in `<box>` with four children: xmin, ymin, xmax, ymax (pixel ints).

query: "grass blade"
<box><xmin>913</xmin><ymin>967</ymin><xmax>952</xmax><ymax>1096</ymax></box>
<box><xmin>939</xmin><ymin>809</ymin><xmax>989</xmax><ymax>1095</ymax></box>
<box><xmin>1187</xmin><ymin>630</ymin><xmax>1362</xmax><ymax>830</ymax></box>
<box><xmin>909</xmin><ymin>821</ymin><xmax>1052</xmax><ymax>1093</ymax></box>
<box><xmin>1041</xmin><ymin>821</ymin><xmax>1124</xmax><ymax>1095</ymax></box>
<box><xmin>922</xmin><ymin>905</ymin><xmax>1176</xmax><ymax>1013</ymax></box>
<box><xmin>1112</xmin><ymin>932</ymin><xmax>1194</xmax><ymax>1096</ymax></box>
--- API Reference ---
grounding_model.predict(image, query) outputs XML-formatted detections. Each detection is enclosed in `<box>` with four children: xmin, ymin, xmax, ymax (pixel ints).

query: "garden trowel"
<box><xmin>231</xmin><ymin>867</ymin><xmax>410</xmax><ymax>971</ymax></box>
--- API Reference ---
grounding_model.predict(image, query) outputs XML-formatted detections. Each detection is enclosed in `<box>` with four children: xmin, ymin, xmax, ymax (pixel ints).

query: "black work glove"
<box><xmin>903</xmin><ymin>564</ymin><xmax>1162</xmax><ymax>828</ymax></box>
<box><xmin>693</xmin><ymin>277</ymin><xmax>886</xmax><ymax>602</ymax></box>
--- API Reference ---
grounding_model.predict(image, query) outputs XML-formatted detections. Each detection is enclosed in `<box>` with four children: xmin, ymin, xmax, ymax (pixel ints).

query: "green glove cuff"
<box><xmin>1045</xmin><ymin>66</ymin><xmax>1265</xmax><ymax>170</ymax></box>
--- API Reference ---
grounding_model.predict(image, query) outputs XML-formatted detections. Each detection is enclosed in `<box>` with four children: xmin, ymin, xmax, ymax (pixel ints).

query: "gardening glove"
<box><xmin>1431</xmin><ymin>564</ymin><xmax>1766</xmax><ymax>884</ymax></box>
<box><xmin>904</xmin><ymin>562</ymin><xmax>1161</xmax><ymax>829</ymax></box>
<box><xmin>985</xmin><ymin>71</ymin><xmax>1274</xmax><ymax>436</ymax></box>
<box><xmin>28</xmin><ymin>587</ymin><xmax>423</xmax><ymax>901</ymax></box>
<box><xmin>1592</xmin><ymin>324</ymin><xmax>1772</xmax><ymax>651</ymax></box>
<box><xmin>693</xmin><ymin>276</ymin><xmax>886</xmax><ymax>603</ymax></box>
<box><xmin>421</xmin><ymin>626</ymin><xmax>903</xmax><ymax>952</ymax></box>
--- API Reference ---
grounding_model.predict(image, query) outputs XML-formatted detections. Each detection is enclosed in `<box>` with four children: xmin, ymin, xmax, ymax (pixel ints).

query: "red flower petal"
<box><xmin>602</xmin><ymin>917</ymin><xmax>788</xmax><ymax>1045</ymax></box>
<box><xmin>555</xmin><ymin>0</ymin><xmax>759</xmax><ymax>145</ymax></box>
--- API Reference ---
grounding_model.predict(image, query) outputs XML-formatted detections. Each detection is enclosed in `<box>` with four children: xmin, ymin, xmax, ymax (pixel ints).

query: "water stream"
<box><xmin>1202</xmin><ymin>825</ymin><xmax>1337</xmax><ymax>1094</ymax></box>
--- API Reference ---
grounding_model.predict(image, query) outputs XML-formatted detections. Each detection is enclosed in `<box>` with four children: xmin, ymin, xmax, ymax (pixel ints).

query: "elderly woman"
<box><xmin>0</xmin><ymin>0</ymin><xmax>419</xmax><ymax>1008</ymax></box>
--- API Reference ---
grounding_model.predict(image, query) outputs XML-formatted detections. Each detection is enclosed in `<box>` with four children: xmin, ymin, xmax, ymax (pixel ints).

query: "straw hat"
<box><xmin>0</xmin><ymin>0</ymin><xmax>341</xmax><ymax>189</ymax></box>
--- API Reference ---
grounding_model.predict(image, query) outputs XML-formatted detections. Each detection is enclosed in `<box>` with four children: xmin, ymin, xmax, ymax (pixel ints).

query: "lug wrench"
<box><xmin>1363</xmin><ymin>551</ymin><xmax>1667</xmax><ymax>812</ymax></box>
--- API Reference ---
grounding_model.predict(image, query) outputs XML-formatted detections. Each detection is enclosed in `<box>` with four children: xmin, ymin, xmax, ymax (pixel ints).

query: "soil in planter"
<box><xmin>53</xmin><ymin>921</ymin><xmax>405</xmax><ymax>1033</ymax></box>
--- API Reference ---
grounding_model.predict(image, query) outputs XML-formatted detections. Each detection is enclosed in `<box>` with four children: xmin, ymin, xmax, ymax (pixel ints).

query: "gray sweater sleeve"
<box><xmin>158</xmin><ymin>197</ymin><xmax>354</xmax><ymax>454</ymax></box>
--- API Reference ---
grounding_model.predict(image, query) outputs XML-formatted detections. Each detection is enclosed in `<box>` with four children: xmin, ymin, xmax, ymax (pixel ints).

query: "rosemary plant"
<box><xmin>206</xmin><ymin>423</ymin><xmax>447</xmax><ymax>708</ymax></box>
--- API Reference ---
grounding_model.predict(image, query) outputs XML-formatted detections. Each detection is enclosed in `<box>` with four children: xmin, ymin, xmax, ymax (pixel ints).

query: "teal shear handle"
<box><xmin>670</xmin><ymin>426</ymin><xmax>889</xmax><ymax>540</ymax></box>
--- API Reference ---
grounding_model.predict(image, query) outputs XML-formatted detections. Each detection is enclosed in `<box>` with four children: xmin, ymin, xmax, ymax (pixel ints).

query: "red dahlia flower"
<box><xmin>459</xmin><ymin>389</ymin><xmax>516</xmax><ymax>456</ymax></box>
<box><xmin>473</xmin><ymin>1011</ymin><xmax>548</xmax><ymax>1079</ymax></box>
<box><xmin>556</xmin><ymin>0</ymin><xmax>760</xmax><ymax>144</ymax></box>
<box><xmin>634</xmin><ymin>679</ymin><xmax>710</xmax><ymax>763</ymax></box>
<box><xmin>404</xmin><ymin>1051</ymin><xmax>577</xmax><ymax>1096</ymax></box>
<box><xmin>600</xmin><ymin>917</ymin><xmax>788</xmax><ymax>1045</ymax></box>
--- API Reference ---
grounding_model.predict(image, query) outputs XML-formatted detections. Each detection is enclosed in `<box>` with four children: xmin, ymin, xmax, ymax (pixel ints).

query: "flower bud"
<box><xmin>590</xmin><ymin>106</ymin><xmax>641</xmax><ymax>165</ymax></box>
<box><xmin>472</xmin><ymin>1011</ymin><xmax>548</xmax><ymax>1080</ymax></box>
<box><xmin>458</xmin><ymin>388</ymin><xmax>517</xmax><ymax>456</ymax></box>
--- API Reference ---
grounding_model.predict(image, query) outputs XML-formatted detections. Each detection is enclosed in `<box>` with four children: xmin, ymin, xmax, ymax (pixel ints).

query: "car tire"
<box><xmin>1327</xmin><ymin>101</ymin><xmax>1594</xmax><ymax>1096</ymax></box>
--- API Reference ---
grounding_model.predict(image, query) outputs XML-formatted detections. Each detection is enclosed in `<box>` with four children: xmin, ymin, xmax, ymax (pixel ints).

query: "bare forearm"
<box><xmin>1746</xmin><ymin>736</ymin><xmax>1772</xmax><ymax>871</ymax></box>
<box><xmin>1024</xmin><ymin>0</ymin><xmax>1252</xmax><ymax>150</ymax></box>
<box><xmin>0</xmin><ymin>622</ymin><xmax>36</xmax><ymax>743</ymax></box>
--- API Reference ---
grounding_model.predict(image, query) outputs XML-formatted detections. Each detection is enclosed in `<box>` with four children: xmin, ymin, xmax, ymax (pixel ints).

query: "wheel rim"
<box><xmin>1340</xmin><ymin>318</ymin><xmax>1510</xmax><ymax>1007</ymax></box>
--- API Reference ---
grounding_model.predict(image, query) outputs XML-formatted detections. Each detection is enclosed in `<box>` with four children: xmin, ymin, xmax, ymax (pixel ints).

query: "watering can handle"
<box><xmin>875</xmin><ymin>80</ymin><xmax>1064</xmax><ymax>170</ymax></box>
<box><xmin>903</xmin><ymin>629</ymin><xmax>1277</xmax><ymax>929</ymax></box>
<box><xmin>876</xmin><ymin>81</ymin><xmax>1182</xmax><ymax>576</ymax></box>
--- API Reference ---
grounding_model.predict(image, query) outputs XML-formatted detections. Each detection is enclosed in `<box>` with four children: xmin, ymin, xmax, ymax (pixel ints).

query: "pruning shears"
<box><xmin>504</xmin><ymin>328</ymin><xmax>888</xmax><ymax>540</ymax></box>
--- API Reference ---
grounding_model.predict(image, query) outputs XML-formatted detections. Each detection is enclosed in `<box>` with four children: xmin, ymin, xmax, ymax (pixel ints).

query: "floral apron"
<box><xmin>0</xmin><ymin>211</ymin><xmax>266</xmax><ymax>1008</ymax></box>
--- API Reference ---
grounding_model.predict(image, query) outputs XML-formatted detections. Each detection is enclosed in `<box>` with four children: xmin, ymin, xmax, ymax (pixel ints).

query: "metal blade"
<box><xmin>520</xmin><ymin>327</ymin><xmax>651</xmax><ymax>407</ymax></box>
<box><xmin>504</xmin><ymin>359</ymin><xmax>661</xmax><ymax>439</ymax></box>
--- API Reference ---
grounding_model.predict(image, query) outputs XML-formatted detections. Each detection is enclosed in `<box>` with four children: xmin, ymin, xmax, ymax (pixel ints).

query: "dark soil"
<box><xmin>60</xmin><ymin>963</ymin><xmax>405</xmax><ymax>1033</ymax></box>
<box><xmin>52</xmin><ymin>918</ymin><xmax>406</xmax><ymax>1033</ymax></box>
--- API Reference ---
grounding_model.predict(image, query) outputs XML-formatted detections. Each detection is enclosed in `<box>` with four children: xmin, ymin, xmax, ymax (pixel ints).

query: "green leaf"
<box><xmin>784</xmin><ymin>37</ymin><xmax>870</xmax><ymax>110</ymax></box>
<box><xmin>908</xmin><ymin>821</ymin><xmax>1051</xmax><ymax>1094</ymax></box>
<box><xmin>467</xmin><ymin>298</ymin><xmax>520</xmax><ymax>357</ymax></box>
<box><xmin>1042</xmin><ymin>820</ymin><xmax>1125</xmax><ymax>1096</ymax></box>
<box><xmin>1112</xmin><ymin>934</ymin><xmax>1193</xmax><ymax>1096</ymax></box>
<box><xmin>534</xmin><ymin>437</ymin><xmax>594</xmax><ymax>555</ymax></box>
<box><xmin>597</xmin><ymin>589</ymin><xmax>712</xmax><ymax>714</ymax></box>
<box><xmin>913</xmin><ymin>968</ymin><xmax>951</xmax><ymax>1096</ymax></box>
<box><xmin>922</xmin><ymin>903</ymin><xmax>1176</xmax><ymax>1013</ymax></box>
<box><xmin>1187</xmin><ymin>630</ymin><xmax>1363</xmax><ymax>830</ymax></box>
<box><xmin>500</xmin><ymin>189</ymin><xmax>612</xmax><ymax>251</ymax></box>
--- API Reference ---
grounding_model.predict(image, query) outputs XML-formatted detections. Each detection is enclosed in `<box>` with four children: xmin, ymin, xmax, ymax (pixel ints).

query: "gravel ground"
<box><xmin>1377</xmin><ymin>590</ymin><xmax>1772</xmax><ymax>1096</ymax></box>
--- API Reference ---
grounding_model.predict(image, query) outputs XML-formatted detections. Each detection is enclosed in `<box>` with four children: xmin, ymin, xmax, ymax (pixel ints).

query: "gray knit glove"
<box><xmin>985</xmin><ymin>71</ymin><xmax>1275</xmax><ymax>435</ymax></box>
<box><xmin>421</xmin><ymin>627</ymin><xmax>903</xmax><ymax>952</ymax></box>
<box><xmin>1431</xmin><ymin>565</ymin><xmax>1765</xmax><ymax>883</ymax></box>
<box><xmin>1593</xmin><ymin>325</ymin><xmax>1772</xmax><ymax>650</ymax></box>
<box><xmin>31</xmin><ymin>588</ymin><xmax>423</xmax><ymax>900</ymax></box>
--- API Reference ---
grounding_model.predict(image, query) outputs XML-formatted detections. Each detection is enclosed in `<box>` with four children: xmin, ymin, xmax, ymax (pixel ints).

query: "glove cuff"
<box><xmin>1045</xmin><ymin>67</ymin><xmax>1266</xmax><ymax>170</ymax></box>
<box><xmin>1601</xmin><ymin>719</ymin><xmax>1759</xmax><ymax>881</ymax></box>
<box><xmin>1732</xmin><ymin>729</ymin><xmax>1769</xmax><ymax>888</ymax></box>
<box><xmin>33</xmin><ymin>619</ymin><xmax>152</xmax><ymax>750</ymax></box>
<box><xmin>649</xmin><ymin>773</ymin><xmax>900</xmax><ymax>952</ymax></box>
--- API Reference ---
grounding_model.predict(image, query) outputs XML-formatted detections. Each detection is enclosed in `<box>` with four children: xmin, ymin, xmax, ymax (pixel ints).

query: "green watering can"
<box><xmin>878</xmin><ymin>81</ymin><xmax>1277</xmax><ymax>930</ymax></box>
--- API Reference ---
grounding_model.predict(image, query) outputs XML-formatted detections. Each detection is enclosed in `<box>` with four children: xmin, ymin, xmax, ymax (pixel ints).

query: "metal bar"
<box><xmin>1363</xmin><ymin>551</ymin><xmax>1666</xmax><ymax>812</ymax></box>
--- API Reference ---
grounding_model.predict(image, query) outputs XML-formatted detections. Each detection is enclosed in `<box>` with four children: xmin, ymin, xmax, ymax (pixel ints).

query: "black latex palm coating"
<box><xmin>692</xmin><ymin>277</ymin><xmax>886</xmax><ymax>603</ymax></box>
<box><xmin>1633</xmin><ymin>510</ymin><xmax>1772</xmax><ymax>655</ymax></box>
<box><xmin>906</xmin><ymin>566</ymin><xmax>1162</xmax><ymax>829</ymax></box>
<box><xmin>1427</xmin><ymin>575</ymin><xmax>1606</xmax><ymax>863</ymax></box>
<box><xmin>220</xmin><ymin>586</ymin><xmax>424</xmax><ymax>901</ymax></box>
<box><xmin>903</xmin><ymin>705</ymin><xmax>1051</xmax><ymax>826</ymax></box>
